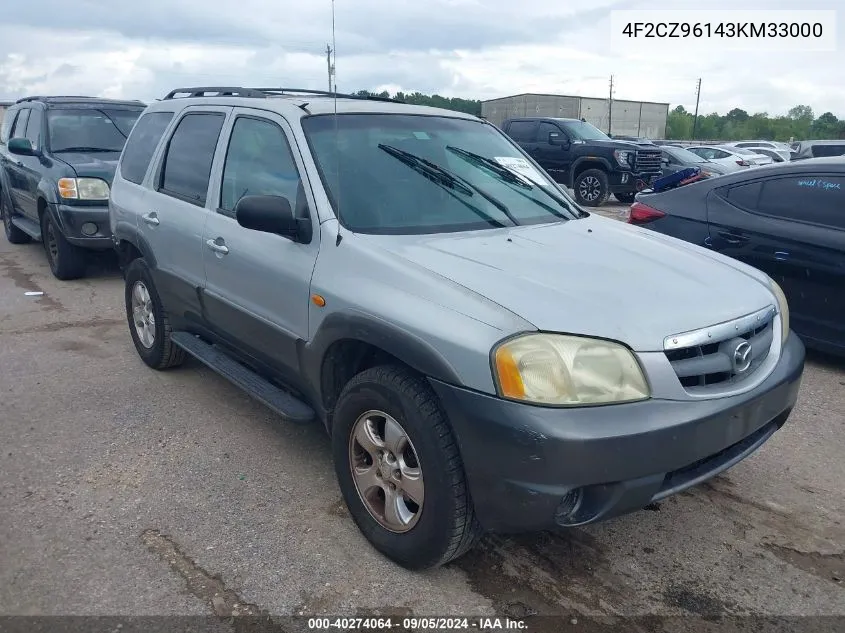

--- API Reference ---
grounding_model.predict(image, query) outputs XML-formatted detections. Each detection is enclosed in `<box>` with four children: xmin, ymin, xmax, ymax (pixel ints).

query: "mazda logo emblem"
<box><xmin>733</xmin><ymin>341</ymin><xmax>753</xmax><ymax>373</ymax></box>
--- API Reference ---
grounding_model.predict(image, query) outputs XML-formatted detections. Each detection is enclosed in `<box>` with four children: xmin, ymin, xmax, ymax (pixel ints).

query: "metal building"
<box><xmin>0</xmin><ymin>101</ymin><xmax>12</xmax><ymax>128</ymax></box>
<box><xmin>481</xmin><ymin>93</ymin><xmax>669</xmax><ymax>139</ymax></box>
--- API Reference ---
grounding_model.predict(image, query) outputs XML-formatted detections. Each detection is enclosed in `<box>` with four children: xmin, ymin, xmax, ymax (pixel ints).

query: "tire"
<box><xmin>1</xmin><ymin>193</ymin><xmax>31</xmax><ymax>244</ymax></box>
<box><xmin>124</xmin><ymin>258</ymin><xmax>186</xmax><ymax>370</ymax></box>
<box><xmin>332</xmin><ymin>364</ymin><xmax>482</xmax><ymax>570</ymax></box>
<box><xmin>613</xmin><ymin>192</ymin><xmax>636</xmax><ymax>204</ymax></box>
<box><xmin>41</xmin><ymin>211</ymin><xmax>86</xmax><ymax>280</ymax></box>
<box><xmin>573</xmin><ymin>168</ymin><xmax>610</xmax><ymax>207</ymax></box>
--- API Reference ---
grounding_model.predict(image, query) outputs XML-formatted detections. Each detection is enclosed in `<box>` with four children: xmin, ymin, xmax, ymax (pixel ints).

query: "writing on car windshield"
<box><xmin>48</xmin><ymin>108</ymin><xmax>143</xmax><ymax>153</ymax></box>
<box><xmin>301</xmin><ymin>113</ymin><xmax>583</xmax><ymax>234</ymax></box>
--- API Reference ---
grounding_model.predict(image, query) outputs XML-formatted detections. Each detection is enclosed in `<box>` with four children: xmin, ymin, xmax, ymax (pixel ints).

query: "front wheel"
<box><xmin>332</xmin><ymin>365</ymin><xmax>482</xmax><ymax>570</ymax></box>
<box><xmin>613</xmin><ymin>192</ymin><xmax>636</xmax><ymax>204</ymax></box>
<box><xmin>41</xmin><ymin>211</ymin><xmax>86</xmax><ymax>280</ymax></box>
<box><xmin>573</xmin><ymin>169</ymin><xmax>610</xmax><ymax>207</ymax></box>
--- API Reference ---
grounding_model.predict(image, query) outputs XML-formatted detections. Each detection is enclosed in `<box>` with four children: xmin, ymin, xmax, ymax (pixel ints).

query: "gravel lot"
<box><xmin>1</xmin><ymin>205</ymin><xmax>843</xmax><ymax>629</ymax></box>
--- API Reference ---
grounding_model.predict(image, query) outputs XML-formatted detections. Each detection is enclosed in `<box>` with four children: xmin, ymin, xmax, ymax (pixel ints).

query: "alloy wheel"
<box><xmin>131</xmin><ymin>281</ymin><xmax>156</xmax><ymax>348</ymax></box>
<box><xmin>579</xmin><ymin>176</ymin><xmax>602</xmax><ymax>202</ymax></box>
<box><xmin>349</xmin><ymin>409</ymin><xmax>424</xmax><ymax>533</ymax></box>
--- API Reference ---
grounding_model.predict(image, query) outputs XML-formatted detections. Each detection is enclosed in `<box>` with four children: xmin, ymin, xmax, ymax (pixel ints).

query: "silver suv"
<box><xmin>109</xmin><ymin>87</ymin><xmax>805</xmax><ymax>570</ymax></box>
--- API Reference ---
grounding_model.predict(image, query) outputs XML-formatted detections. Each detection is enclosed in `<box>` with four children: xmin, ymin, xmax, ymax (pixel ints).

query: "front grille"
<box><xmin>635</xmin><ymin>150</ymin><xmax>662</xmax><ymax>172</ymax></box>
<box><xmin>664</xmin><ymin>307</ymin><xmax>776</xmax><ymax>393</ymax></box>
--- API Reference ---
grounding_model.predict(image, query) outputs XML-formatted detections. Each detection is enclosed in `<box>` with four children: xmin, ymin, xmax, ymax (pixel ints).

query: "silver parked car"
<box><xmin>109</xmin><ymin>87</ymin><xmax>805</xmax><ymax>570</ymax></box>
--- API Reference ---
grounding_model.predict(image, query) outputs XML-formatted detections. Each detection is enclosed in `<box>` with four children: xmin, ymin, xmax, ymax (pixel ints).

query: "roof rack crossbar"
<box><xmin>255</xmin><ymin>88</ymin><xmax>400</xmax><ymax>103</ymax></box>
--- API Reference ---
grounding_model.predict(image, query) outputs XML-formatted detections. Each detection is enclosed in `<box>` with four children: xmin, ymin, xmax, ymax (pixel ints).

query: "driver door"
<box><xmin>202</xmin><ymin>108</ymin><xmax>320</xmax><ymax>385</ymax></box>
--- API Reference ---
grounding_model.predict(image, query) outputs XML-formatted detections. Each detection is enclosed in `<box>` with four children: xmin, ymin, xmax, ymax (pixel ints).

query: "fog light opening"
<box><xmin>554</xmin><ymin>488</ymin><xmax>583</xmax><ymax>524</ymax></box>
<box><xmin>81</xmin><ymin>222</ymin><xmax>98</xmax><ymax>236</ymax></box>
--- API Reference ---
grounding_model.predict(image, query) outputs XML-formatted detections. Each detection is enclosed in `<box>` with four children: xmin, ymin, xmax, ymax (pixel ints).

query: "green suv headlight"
<box><xmin>58</xmin><ymin>177</ymin><xmax>110</xmax><ymax>201</ymax></box>
<box><xmin>493</xmin><ymin>333</ymin><xmax>650</xmax><ymax>406</ymax></box>
<box><xmin>769</xmin><ymin>278</ymin><xmax>790</xmax><ymax>345</ymax></box>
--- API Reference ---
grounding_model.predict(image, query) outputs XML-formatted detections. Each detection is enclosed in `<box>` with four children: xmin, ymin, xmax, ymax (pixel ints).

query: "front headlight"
<box><xmin>769</xmin><ymin>279</ymin><xmax>790</xmax><ymax>345</ymax></box>
<box><xmin>57</xmin><ymin>177</ymin><xmax>110</xmax><ymax>201</ymax></box>
<box><xmin>613</xmin><ymin>150</ymin><xmax>634</xmax><ymax>167</ymax></box>
<box><xmin>492</xmin><ymin>333</ymin><xmax>650</xmax><ymax>406</ymax></box>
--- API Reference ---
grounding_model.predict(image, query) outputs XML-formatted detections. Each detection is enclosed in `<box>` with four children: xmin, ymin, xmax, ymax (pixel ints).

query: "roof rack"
<box><xmin>14</xmin><ymin>95</ymin><xmax>145</xmax><ymax>105</ymax></box>
<box><xmin>161</xmin><ymin>86</ymin><xmax>402</xmax><ymax>103</ymax></box>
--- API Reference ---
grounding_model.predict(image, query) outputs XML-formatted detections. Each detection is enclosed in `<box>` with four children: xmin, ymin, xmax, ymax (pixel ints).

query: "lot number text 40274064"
<box><xmin>307</xmin><ymin>616</ymin><xmax>528</xmax><ymax>630</ymax></box>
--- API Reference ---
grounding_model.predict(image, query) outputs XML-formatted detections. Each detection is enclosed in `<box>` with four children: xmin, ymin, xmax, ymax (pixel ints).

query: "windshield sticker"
<box><xmin>797</xmin><ymin>178</ymin><xmax>841</xmax><ymax>190</ymax></box>
<box><xmin>412</xmin><ymin>131</ymin><xmax>431</xmax><ymax>140</ymax></box>
<box><xmin>493</xmin><ymin>156</ymin><xmax>547</xmax><ymax>183</ymax></box>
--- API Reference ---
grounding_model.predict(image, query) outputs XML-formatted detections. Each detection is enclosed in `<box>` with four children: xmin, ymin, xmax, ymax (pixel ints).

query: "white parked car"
<box><xmin>685</xmin><ymin>145</ymin><xmax>771</xmax><ymax>168</ymax></box>
<box><xmin>725</xmin><ymin>141</ymin><xmax>791</xmax><ymax>162</ymax></box>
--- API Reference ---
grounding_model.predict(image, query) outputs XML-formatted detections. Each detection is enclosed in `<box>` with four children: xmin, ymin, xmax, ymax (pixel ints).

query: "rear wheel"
<box><xmin>332</xmin><ymin>364</ymin><xmax>482</xmax><ymax>569</ymax></box>
<box><xmin>613</xmin><ymin>192</ymin><xmax>636</xmax><ymax>204</ymax></box>
<box><xmin>574</xmin><ymin>168</ymin><xmax>610</xmax><ymax>207</ymax></box>
<box><xmin>124</xmin><ymin>258</ymin><xmax>186</xmax><ymax>370</ymax></box>
<box><xmin>1</xmin><ymin>194</ymin><xmax>31</xmax><ymax>244</ymax></box>
<box><xmin>41</xmin><ymin>211</ymin><xmax>86</xmax><ymax>280</ymax></box>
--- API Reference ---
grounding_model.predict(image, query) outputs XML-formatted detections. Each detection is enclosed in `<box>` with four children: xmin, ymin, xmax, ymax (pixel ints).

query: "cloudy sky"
<box><xmin>0</xmin><ymin>0</ymin><xmax>842</xmax><ymax>117</ymax></box>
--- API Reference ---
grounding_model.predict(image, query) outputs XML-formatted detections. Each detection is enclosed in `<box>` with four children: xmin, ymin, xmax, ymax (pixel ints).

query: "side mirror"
<box><xmin>8</xmin><ymin>137</ymin><xmax>39</xmax><ymax>156</ymax></box>
<box><xmin>235</xmin><ymin>195</ymin><xmax>299</xmax><ymax>240</ymax></box>
<box><xmin>661</xmin><ymin>157</ymin><xmax>670</xmax><ymax>166</ymax></box>
<box><xmin>549</xmin><ymin>133</ymin><xmax>568</xmax><ymax>147</ymax></box>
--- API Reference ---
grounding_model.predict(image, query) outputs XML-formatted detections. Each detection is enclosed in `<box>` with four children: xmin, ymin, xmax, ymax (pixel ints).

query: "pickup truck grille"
<box><xmin>664</xmin><ymin>307</ymin><xmax>777</xmax><ymax>394</ymax></box>
<box><xmin>634</xmin><ymin>150</ymin><xmax>662</xmax><ymax>173</ymax></box>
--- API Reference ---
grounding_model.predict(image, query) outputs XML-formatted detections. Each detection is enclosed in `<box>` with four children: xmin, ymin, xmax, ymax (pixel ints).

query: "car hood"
<box><xmin>55</xmin><ymin>151</ymin><xmax>121</xmax><ymax>184</ymax></box>
<box><xmin>574</xmin><ymin>138</ymin><xmax>659</xmax><ymax>151</ymax></box>
<box><xmin>360</xmin><ymin>216</ymin><xmax>776</xmax><ymax>351</ymax></box>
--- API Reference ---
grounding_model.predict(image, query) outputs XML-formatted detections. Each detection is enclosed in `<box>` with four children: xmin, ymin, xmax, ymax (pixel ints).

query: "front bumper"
<box><xmin>608</xmin><ymin>170</ymin><xmax>661</xmax><ymax>193</ymax></box>
<box><xmin>428</xmin><ymin>332</ymin><xmax>805</xmax><ymax>533</ymax></box>
<box><xmin>50</xmin><ymin>202</ymin><xmax>112</xmax><ymax>249</ymax></box>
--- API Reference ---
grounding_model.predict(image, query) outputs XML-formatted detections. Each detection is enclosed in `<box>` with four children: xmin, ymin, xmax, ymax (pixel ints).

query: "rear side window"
<box><xmin>506</xmin><ymin>121</ymin><xmax>536</xmax><ymax>143</ymax></box>
<box><xmin>726</xmin><ymin>181</ymin><xmax>761</xmax><ymax>209</ymax></box>
<box><xmin>0</xmin><ymin>108</ymin><xmax>19</xmax><ymax>144</ymax></box>
<box><xmin>120</xmin><ymin>111</ymin><xmax>175</xmax><ymax>184</ymax></box>
<box><xmin>158</xmin><ymin>112</ymin><xmax>225</xmax><ymax>205</ymax></box>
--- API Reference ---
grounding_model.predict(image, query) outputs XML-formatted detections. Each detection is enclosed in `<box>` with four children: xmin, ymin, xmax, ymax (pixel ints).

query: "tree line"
<box><xmin>354</xmin><ymin>90</ymin><xmax>844</xmax><ymax>141</ymax></box>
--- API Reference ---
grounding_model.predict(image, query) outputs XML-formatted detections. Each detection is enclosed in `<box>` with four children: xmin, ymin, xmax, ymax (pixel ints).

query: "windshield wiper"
<box><xmin>445</xmin><ymin>146</ymin><xmax>583</xmax><ymax>219</ymax></box>
<box><xmin>378</xmin><ymin>144</ymin><xmax>520</xmax><ymax>226</ymax></box>
<box><xmin>53</xmin><ymin>147</ymin><xmax>117</xmax><ymax>153</ymax></box>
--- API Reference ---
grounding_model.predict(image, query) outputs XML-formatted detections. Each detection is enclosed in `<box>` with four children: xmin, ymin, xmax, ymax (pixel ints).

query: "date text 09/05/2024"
<box><xmin>307</xmin><ymin>617</ymin><xmax>528</xmax><ymax>630</ymax></box>
<box><xmin>621</xmin><ymin>21</ymin><xmax>824</xmax><ymax>39</ymax></box>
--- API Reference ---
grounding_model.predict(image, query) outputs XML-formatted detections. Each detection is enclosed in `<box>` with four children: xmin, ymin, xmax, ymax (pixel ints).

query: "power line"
<box><xmin>608</xmin><ymin>75</ymin><xmax>614</xmax><ymax>135</ymax></box>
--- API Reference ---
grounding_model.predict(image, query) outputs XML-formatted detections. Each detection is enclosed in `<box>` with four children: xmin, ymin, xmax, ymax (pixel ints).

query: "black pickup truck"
<box><xmin>501</xmin><ymin>117</ymin><xmax>663</xmax><ymax>206</ymax></box>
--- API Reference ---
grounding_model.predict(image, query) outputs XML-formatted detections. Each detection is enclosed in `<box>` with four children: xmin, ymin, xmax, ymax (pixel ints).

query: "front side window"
<box><xmin>302</xmin><ymin>113</ymin><xmax>583</xmax><ymax>235</ymax></box>
<box><xmin>25</xmin><ymin>110</ymin><xmax>42</xmax><ymax>148</ymax></box>
<box><xmin>11</xmin><ymin>109</ymin><xmax>30</xmax><ymax>140</ymax></box>
<box><xmin>537</xmin><ymin>122</ymin><xmax>562</xmax><ymax>144</ymax></box>
<box><xmin>159</xmin><ymin>112</ymin><xmax>225</xmax><ymax>205</ymax></box>
<box><xmin>220</xmin><ymin>117</ymin><xmax>303</xmax><ymax>216</ymax></box>
<box><xmin>47</xmin><ymin>108</ymin><xmax>143</xmax><ymax>153</ymax></box>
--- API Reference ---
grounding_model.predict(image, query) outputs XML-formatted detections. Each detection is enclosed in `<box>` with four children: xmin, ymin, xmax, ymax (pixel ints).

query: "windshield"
<box><xmin>558</xmin><ymin>120</ymin><xmax>610</xmax><ymax>141</ymax></box>
<box><xmin>47</xmin><ymin>108</ymin><xmax>143</xmax><ymax>152</ymax></box>
<box><xmin>301</xmin><ymin>113</ymin><xmax>584</xmax><ymax>234</ymax></box>
<box><xmin>666</xmin><ymin>146</ymin><xmax>706</xmax><ymax>163</ymax></box>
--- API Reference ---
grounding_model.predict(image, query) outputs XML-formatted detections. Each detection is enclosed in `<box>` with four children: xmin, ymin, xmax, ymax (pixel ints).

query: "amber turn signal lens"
<box><xmin>494</xmin><ymin>345</ymin><xmax>525</xmax><ymax>399</ymax></box>
<box><xmin>311</xmin><ymin>294</ymin><xmax>326</xmax><ymax>307</ymax></box>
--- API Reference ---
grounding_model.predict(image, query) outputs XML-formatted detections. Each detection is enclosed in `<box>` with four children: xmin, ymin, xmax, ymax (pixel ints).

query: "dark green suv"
<box><xmin>0</xmin><ymin>96</ymin><xmax>145</xmax><ymax>279</ymax></box>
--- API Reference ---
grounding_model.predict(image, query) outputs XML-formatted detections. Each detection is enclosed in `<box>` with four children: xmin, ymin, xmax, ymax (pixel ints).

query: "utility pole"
<box><xmin>608</xmin><ymin>75</ymin><xmax>614</xmax><ymax>135</ymax></box>
<box><xmin>692</xmin><ymin>78</ymin><xmax>701</xmax><ymax>140</ymax></box>
<box><xmin>325</xmin><ymin>44</ymin><xmax>334</xmax><ymax>92</ymax></box>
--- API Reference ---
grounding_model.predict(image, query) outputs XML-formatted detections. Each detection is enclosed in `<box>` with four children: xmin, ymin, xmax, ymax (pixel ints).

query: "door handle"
<box><xmin>141</xmin><ymin>212</ymin><xmax>160</xmax><ymax>226</ymax></box>
<box><xmin>774</xmin><ymin>251</ymin><xmax>790</xmax><ymax>261</ymax></box>
<box><xmin>718</xmin><ymin>231</ymin><xmax>748</xmax><ymax>245</ymax></box>
<box><xmin>205</xmin><ymin>239</ymin><xmax>229</xmax><ymax>255</ymax></box>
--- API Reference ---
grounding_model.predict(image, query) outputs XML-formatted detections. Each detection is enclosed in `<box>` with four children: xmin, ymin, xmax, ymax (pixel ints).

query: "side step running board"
<box><xmin>171</xmin><ymin>332</ymin><xmax>316</xmax><ymax>424</ymax></box>
<box><xmin>11</xmin><ymin>215</ymin><xmax>42</xmax><ymax>240</ymax></box>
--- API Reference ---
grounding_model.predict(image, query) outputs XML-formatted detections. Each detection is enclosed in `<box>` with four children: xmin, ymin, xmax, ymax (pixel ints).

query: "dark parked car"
<box><xmin>0</xmin><ymin>95</ymin><xmax>145</xmax><ymax>279</ymax></box>
<box><xmin>629</xmin><ymin>158</ymin><xmax>845</xmax><ymax>355</ymax></box>
<box><xmin>501</xmin><ymin>117</ymin><xmax>662</xmax><ymax>206</ymax></box>
<box><xmin>659</xmin><ymin>145</ymin><xmax>734</xmax><ymax>178</ymax></box>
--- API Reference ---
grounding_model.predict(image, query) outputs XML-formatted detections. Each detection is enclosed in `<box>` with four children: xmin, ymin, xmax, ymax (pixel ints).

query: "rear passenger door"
<box><xmin>143</xmin><ymin>106</ymin><xmax>230</xmax><ymax>323</ymax></box>
<box><xmin>201</xmin><ymin>108</ymin><xmax>320</xmax><ymax>386</ymax></box>
<box><xmin>707</xmin><ymin>173</ymin><xmax>845</xmax><ymax>348</ymax></box>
